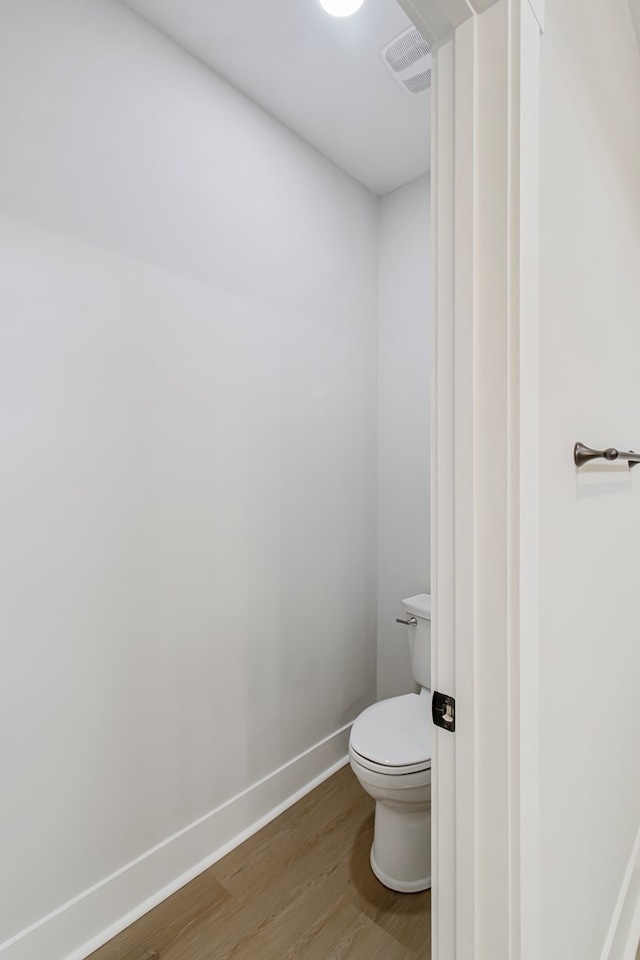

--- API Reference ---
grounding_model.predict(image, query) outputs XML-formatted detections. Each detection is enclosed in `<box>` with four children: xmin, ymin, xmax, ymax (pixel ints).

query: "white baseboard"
<box><xmin>601</xmin><ymin>825</ymin><xmax>640</xmax><ymax>960</ymax></box>
<box><xmin>0</xmin><ymin>724</ymin><xmax>351</xmax><ymax>960</ymax></box>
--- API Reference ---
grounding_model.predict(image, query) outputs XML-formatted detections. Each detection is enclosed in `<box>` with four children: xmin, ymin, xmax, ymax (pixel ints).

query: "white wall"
<box><xmin>377</xmin><ymin>175</ymin><xmax>431</xmax><ymax>699</ymax></box>
<box><xmin>538</xmin><ymin>1</ymin><xmax>640</xmax><ymax>957</ymax></box>
<box><xmin>0</xmin><ymin>1</ymin><xmax>378</xmax><ymax>956</ymax></box>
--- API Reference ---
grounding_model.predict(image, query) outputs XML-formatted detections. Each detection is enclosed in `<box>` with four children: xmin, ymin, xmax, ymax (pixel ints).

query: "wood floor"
<box><xmin>87</xmin><ymin>764</ymin><xmax>430</xmax><ymax>960</ymax></box>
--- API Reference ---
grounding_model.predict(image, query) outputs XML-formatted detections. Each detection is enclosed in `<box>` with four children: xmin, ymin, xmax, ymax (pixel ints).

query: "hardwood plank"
<box><xmin>196</xmin><ymin>875</ymin><xmax>354</xmax><ymax>960</ymax></box>
<box><xmin>87</xmin><ymin>764</ymin><xmax>430</xmax><ymax>960</ymax></box>
<box><xmin>290</xmin><ymin>899</ymin><xmax>414</xmax><ymax>960</ymax></box>
<box><xmin>145</xmin><ymin>784</ymin><xmax>372</xmax><ymax>958</ymax></box>
<box><xmin>86</xmin><ymin>871</ymin><xmax>230</xmax><ymax>960</ymax></box>
<box><xmin>209</xmin><ymin>765</ymin><xmax>364</xmax><ymax>898</ymax></box>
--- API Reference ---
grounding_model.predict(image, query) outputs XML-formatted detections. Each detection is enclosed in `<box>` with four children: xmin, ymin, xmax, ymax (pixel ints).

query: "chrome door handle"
<box><xmin>396</xmin><ymin>617</ymin><xmax>417</xmax><ymax>626</ymax></box>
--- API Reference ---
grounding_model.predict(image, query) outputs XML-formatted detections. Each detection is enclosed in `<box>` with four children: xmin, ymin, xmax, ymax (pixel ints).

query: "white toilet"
<box><xmin>349</xmin><ymin>593</ymin><xmax>432</xmax><ymax>893</ymax></box>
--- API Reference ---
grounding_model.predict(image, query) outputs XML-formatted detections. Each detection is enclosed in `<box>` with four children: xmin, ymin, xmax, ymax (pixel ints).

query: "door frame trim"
<box><xmin>397</xmin><ymin>0</ymin><xmax>543</xmax><ymax>956</ymax></box>
<box><xmin>396</xmin><ymin>0</ymin><xmax>544</xmax><ymax>46</ymax></box>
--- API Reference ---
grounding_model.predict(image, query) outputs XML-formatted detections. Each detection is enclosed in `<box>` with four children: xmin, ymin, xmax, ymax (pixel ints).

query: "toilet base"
<box><xmin>370</xmin><ymin>847</ymin><xmax>431</xmax><ymax>893</ymax></box>
<box><xmin>369</xmin><ymin>798</ymin><xmax>431</xmax><ymax>893</ymax></box>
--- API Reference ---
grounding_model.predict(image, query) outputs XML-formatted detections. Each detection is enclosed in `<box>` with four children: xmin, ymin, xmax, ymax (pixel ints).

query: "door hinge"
<box><xmin>432</xmin><ymin>691</ymin><xmax>456</xmax><ymax>732</ymax></box>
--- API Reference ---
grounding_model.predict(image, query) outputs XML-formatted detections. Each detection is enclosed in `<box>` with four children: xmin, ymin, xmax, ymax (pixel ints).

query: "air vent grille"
<box><xmin>381</xmin><ymin>26</ymin><xmax>432</xmax><ymax>95</ymax></box>
<box><xmin>384</xmin><ymin>28</ymin><xmax>431</xmax><ymax>73</ymax></box>
<box><xmin>403</xmin><ymin>68</ymin><xmax>432</xmax><ymax>94</ymax></box>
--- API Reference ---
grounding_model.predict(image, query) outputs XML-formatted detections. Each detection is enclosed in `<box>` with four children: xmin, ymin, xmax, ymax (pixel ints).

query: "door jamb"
<box><xmin>395</xmin><ymin>0</ymin><xmax>543</xmax><ymax>957</ymax></box>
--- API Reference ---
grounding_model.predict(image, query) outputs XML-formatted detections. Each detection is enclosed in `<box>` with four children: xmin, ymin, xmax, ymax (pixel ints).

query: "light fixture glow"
<box><xmin>318</xmin><ymin>0</ymin><xmax>365</xmax><ymax>17</ymax></box>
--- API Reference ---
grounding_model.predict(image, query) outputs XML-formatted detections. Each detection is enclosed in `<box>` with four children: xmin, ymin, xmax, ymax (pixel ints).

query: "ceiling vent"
<box><xmin>381</xmin><ymin>26</ymin><xmax>432</xmax><ymax>95</ymax></box>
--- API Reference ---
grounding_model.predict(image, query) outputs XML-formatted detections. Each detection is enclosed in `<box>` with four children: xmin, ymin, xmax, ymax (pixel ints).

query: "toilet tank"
<box><xmin>402</xmin><ymin>594</ymin><xmax>432</xmax><ymax>690</ymax></box>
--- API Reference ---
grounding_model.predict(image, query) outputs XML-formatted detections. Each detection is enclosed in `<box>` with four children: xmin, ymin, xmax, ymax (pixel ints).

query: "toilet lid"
<box><xmin>350</xmin><ymin>693</ymin><xmax>432</xmax><ymax>769</ymax></box>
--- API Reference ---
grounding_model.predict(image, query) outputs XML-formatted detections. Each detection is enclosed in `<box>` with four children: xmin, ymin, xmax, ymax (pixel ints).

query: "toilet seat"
<box><xmin>349</xmin><ymin>693</ymin><xmax>432</xmax><ymax>776</ymax></box>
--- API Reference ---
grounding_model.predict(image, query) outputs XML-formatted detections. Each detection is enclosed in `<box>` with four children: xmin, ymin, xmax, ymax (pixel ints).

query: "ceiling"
<box><xmin>123</xmin><ymin>0</ymin><xmax>431</xmax><ymax>195</ymax></box>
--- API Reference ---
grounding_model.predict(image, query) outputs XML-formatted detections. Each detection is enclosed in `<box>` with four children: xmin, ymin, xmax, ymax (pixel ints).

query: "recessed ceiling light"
<box><xmin>318</xmin><ymin>0</ymin><xmax>365</xmax><ymax>18</ymax></box>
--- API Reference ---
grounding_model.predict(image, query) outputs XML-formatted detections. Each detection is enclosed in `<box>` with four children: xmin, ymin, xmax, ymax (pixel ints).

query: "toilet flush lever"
<box><xmin>396</xmin><ymin>617</ymin><xmax>417</xmax><ymax>626</ymax></box>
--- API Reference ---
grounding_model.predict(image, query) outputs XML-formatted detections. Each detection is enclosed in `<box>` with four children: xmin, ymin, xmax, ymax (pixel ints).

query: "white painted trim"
<box><xmin>600</xmin><ymin>826</ymin><xmax>640</xmax><ymax>960</ymax></box>
<box><xmin>430</xmin><ymin>27</ymin><xmax>458</xmax><ymax>960</ymax></box>
<box><xmin>0</xmin><ymin>725</ymin><xmax>351</xmax><ymax>960</ymax></box>
<box><xmin>512</xmin><ymin>5</ymin><xmax>542</xmax><ymax>958</ymax></box>
<box><xmin>451</xmin><ymin>15</ymin><xmax>478</xmax><ymax>960</ymax></box>
<box><xmin>393</xmin><ymin>0</ymin><xmax>479</xmax><ymax>46</ymax></box>
<box><xmin>394</xmin><ymin>0</ymin><xmax>543</xmax><ymax>53</ymax></box>
<box><xmin>429</xmin><ymin>9</ymin><xmax>484</xmax><ymax>959</ymax></box>
<box><xmin>524</xmin><ymin>0</ymin><xmax>544</xmax><ymax>31</ymax></box>
<box><xmin>400</xmin><ymin>0</ymin><xmax>545</xmax><ymax>50</ymax></box>
<box><xmin>472</xmin><ymin>6</ymin><xmax>514</xmax><ymax>956</ymax></box>
<box><xmin>630</xmin><ymin>0</ymin><xmax>640</xmax><ymax>50</ymax></box>
<box><xmin>428</xmin><ymin>0</ymin><xmax>542</xmax><ymax>957</ymax></box>
<box><xmin>394</xmin><ymin>0</ymin><xmax>455</xmax><ymax>45</ymax></box>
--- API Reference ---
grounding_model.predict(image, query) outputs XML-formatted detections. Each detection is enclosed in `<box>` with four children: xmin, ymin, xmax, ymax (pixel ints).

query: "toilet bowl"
<box><xmin>349</xmin><ymin>594</ymin><xmax>432</xmax><ymax>893</ymax></box>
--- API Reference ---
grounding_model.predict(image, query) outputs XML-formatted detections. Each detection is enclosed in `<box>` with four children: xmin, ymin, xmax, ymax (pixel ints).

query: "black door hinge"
<box><xmin>432</xmin><ymin>691</ymin><xmax>456</xmax><ymax>732</ymax></box>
